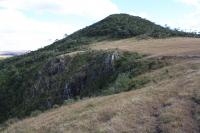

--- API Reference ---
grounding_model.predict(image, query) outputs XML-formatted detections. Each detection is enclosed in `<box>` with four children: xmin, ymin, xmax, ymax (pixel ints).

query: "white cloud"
<box><xmin>177</xmin><ymin>0</ymin><xmax>200</xmax><ymax>7</ymax></box>
<box><xmin>0</xmin><ymin>0</ymin><xmax>119</xmax><ymax>19</ymax></box>
<box><xmin>0</xmin><ymin>9</ymin><xmax>78</xmax><ymax>51</ymax></box>
<box><xmin>130</xmin><ymin>1</ymin><xmax>200</xmax><ymax>32</ymax></box>
<box><xmin>167</xmin><ymin>0</ymin><xmax>200</xmax><ymax>32</ymax></box>
<box><xmin>166</xmin><ymin>11</ymin><xmax>200</xmax><ymax>32</ymax></box>
<box><xmin>0</xmin><ymin>0</ymin><xmax>119</xmax><ymax>51</ymax></box>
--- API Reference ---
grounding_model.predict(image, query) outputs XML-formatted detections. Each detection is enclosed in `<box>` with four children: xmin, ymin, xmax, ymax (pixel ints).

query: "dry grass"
<box><xmin>90</xmin><ymin>37</ymin><xmax>200</xmax><ymax>57</ymax></box>
<box><xmin>59</xmin><ymin>51</ymin><xmax>86</xmax><ymax>58</ymax></box>
<box><xmin>2</xmin><ymin>37</ymin><xmax>200</xmax><ymax>133</ymax></box>
<box><xmin>3</xmin><ymin>59</ymin><xmax>200</xmax><ymax>133</ymax></box>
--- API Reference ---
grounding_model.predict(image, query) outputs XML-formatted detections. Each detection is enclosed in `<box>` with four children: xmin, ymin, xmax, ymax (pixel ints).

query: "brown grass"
<box><xmin>90</xmin><ymin>37</ymin><xmax>200</xmax><ymax>57</ymax></box>
<box><xmin>3</xmin><ymin>59</ymin><xmax>200</xmax><ymax>133</ymax></box>
<box><xmin>59</xmin><ymin>51</ymin><xmax>86</xmax><ymax>58</ymax></box>
<box><xmin>2</xmin><ymin>37</ymin><xmax>200</xmax><ymax>133</ymax></box>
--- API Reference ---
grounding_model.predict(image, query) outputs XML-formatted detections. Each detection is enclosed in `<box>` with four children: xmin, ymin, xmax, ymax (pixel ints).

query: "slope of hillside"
<box><xmin>3</xmin><ymin>58</ymin><xmax>200</xmax><ymax>133</ymax></box>
<box><xmin>43</xmin><ymin>13</ymin><xmax>197</xmax><ymax>52</ymax></box>
<box><xmin>91</xmin><ymin>37</ymin><xmax>200</xmax><ymax>57</ymax></box>
<box><xmin>0</xmin><ymin>13</ymin><xmax>199</xmax><ymax>124</ymax></box>
<box><xmin>71</xmin><ymin>13</ymin><xmax>178</xmax><ymax>38</ymax></box>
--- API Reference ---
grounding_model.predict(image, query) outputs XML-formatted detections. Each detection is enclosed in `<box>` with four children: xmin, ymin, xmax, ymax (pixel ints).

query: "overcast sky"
<box><xmin>0</xmin><ymin>0</ymin><xmax>199</xmax><ymax>51</ymax></box>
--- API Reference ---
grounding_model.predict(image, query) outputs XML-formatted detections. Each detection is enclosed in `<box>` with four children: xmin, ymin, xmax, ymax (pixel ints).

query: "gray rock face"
<box><xmin>63</xmin><ymin>84</ymin><xmax>70</xmax><ymax>99</ymax></box>
<box><xmin>45</xmin><ymin>58</ymin><xmax>66</xmax><ymax>76</ymax></box>
<box><xmin>105</xmin><ymin>51</ymin><xmax>120</xmax><ymax>69</ymax></box>
<box><xmin>29</xmin><ymin>51</ymin><xmax>121</xmax><ymax>109</ymax></box>
<box><xmin>62</xmin><ymin>51</ymin><xmax>120</xmax><ymax>100</ymax></box>
<box><xmin>112</xmin><ymin>51</ymin><xmax>120</xmax><ymax>62</ymax></box>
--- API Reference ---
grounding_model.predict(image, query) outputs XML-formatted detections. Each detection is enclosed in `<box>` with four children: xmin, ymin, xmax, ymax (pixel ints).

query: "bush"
<box><xmin>101</xmin><ymin>73</ymin><xmax>130</xmax><ymax>95</ymax></box>
<box><xmin>5</xmin><ymin>118</ymin><xmax>19</xmax><ymax>125</ymax></box>
<box><xmin>53</xmin><ymin>104</ymin><xmax>60</xmax><ymax>109</ymax></box>
<box><xmin>64</xmin><ymin>99</ymin><xmax>75</xmax><ymax>105</ymax></box>
<box><xmin>128</xmin><ymin>76</ymin><xmax>150</xmax><ymax>90</ymax></box>
<box><xmin>192</xmin><ymin>90</ymin><xmax>200</xmax><ymax>104</ymax></box>
<box><xmin>113</xmin><ymin>73</ymin><xmax>131</xmax><ymax>92</ymax></box>
<box><xmin>30</xmin><ymin>110</ymin><xmax>42</xmax><ymax>117</ymax></box>
<box><xmin>102</xmin><ymin>74</ymin><xmax>151</xmax><ymax>96</ymax></box>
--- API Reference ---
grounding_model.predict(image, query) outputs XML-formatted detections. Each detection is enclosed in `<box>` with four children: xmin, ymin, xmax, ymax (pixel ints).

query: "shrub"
<box><xmin>64</xmin><ymin>99</ymin><xmax>75</xmax><ymax>105</ymax></box>
<box><xmin>53</xmin><ymin>104</ymin><xmax>60</xmax><ymax>109</ymax></box>
<box><xmin>128</xmin><ymin>76</ymin><xmax>150</xmax><ymax>90</ymax></box>
<box><xmin>101</xmin><ymin>73</ymin><xmax>131</xmax><ymax>95</ymax></box>
<box><xmin>194</xmin><ymin>110</ymin><xmax>200</xmax><ymax>121</ymax></box>
<box><xmin>30</xmin><ymin>110</ymin><xmax>42</xmax><ymax>117</ymax></box>
<box><xmin>5</xmin><ymin>118</ymin><xmax>19</xmax><ymax>125</ymax></box>
<box><xmin>192</xmin><ymin>90</ymin><xmax>200</xmax><ymax>104</ymax></box>
<box><xmin>113</xmin><ymin>73</ymin><xmax>131</xmax><ymax>92</ymax></box>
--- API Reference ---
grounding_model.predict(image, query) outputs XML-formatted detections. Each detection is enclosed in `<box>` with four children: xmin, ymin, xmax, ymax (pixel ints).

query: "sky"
<box><xmin>0</xmin><ymin>0</ymin><xmax>200</xmax><ymax>51</ymax></box>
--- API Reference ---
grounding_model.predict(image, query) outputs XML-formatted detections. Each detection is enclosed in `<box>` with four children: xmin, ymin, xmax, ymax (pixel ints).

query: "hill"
<box><xmin>71</xmin><ymin>14</ymin><xmax>185</xmax><ymax>38</ymax></box>
<box><xmin>2</xmin><ymin>37</ymin><xmax>200</xmax><ymax>133</ymax></box>
<box><xmin>0</xmin><ymin>13</ymin><xmax>199</xmax><ymax>125</ymax></box>
<box><xmin>43</xmin><ymin>13</ymin><xmax>197</xmax><ymax>52</ymax></box>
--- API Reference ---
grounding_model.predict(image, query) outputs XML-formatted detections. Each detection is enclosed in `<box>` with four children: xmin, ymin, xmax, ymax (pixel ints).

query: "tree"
<box><xmin>64</xmin><ymin>33</ymin><xmax>68</xmax><ymax>37</ymax></box>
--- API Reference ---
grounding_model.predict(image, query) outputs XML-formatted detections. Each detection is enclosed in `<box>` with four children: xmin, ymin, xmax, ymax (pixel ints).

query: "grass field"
<box><xmin>90</xmin><ymin>37</ymin><xmax>200</xmax><ymax>57</ymax></box>
<box><xmin>2</xmin><ymin>37</ymin><xmax>200</xmax><ymax>133</ymax></box>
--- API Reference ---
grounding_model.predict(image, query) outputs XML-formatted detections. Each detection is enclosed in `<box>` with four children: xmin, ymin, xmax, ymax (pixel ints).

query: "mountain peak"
<box><xmin>71</xmin><ymin>13</ymin><xmax>175</xmax><ymax>39</ymax></box>
<box><xmin>107</xmin><ymin>13</ymin><xmax>135</xmax><ymax>17</ymax></box>
<box><xmin>44</xmin><ymin>13</ymin><xmax>197</xmax><ymax>52</ymax></box>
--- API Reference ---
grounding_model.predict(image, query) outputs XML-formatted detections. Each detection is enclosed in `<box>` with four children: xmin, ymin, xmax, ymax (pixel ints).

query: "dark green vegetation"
<box><xmin>43</xmin><ymin>13</ymin><xmax>198</xmax><ymax>52</ymax></box>
<box><xmin>0</xmin><ymin>50</ymin><xmax>168</xmax><ymax>123</ymax></box>
<box><xmin>72</xmin><ymin>14</ymin><xmax>191</xmax><ymax>38</ymax></box>
<box><xmin>0</xmin><ymin>13</ymin><xmax>198</xmax><ymax>123</ymax></box>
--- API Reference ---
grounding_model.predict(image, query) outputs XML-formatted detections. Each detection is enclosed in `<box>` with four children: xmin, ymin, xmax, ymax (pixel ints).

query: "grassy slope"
<box><xmin>90</xmin><ymin>37</ymin><xmax>200</xmax><ymax>57</ymax></box>
<box><xmin>3</xmin><ymin>38</ymin><xmax>200</xmax><ymax>133</ymax></box>
<box><xmin>1</xmin><ymin>13</ymin><xmax>200</xmax><ymax>130</ymax></box>
<box><xmin>0</xmin><ymin>14</ymin><xmax>198</xmax><ymax>123</ymax></box>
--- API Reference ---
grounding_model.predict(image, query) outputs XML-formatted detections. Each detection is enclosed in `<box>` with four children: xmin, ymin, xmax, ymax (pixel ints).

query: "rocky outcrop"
<box><xmin>28</xmin><ymin>51</ymin><xmax>121</xmax><ymax>109</ymax></box>
<box><xmin>62</xmin><ymin>50</ymin><xmax>121</xmax><ymax>99</ymax></box>
<box><xmin>44</xmin><ymin>57</ymin><xmax>66</xmax><ymax>76</ymax></box>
